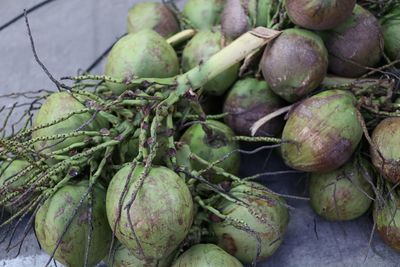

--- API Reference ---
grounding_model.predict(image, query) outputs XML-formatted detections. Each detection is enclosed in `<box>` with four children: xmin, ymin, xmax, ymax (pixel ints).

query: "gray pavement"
<box><xmin>0</xmin><ymin>0</ymin><xmax>399</xmax><ymax>266</ymax></box>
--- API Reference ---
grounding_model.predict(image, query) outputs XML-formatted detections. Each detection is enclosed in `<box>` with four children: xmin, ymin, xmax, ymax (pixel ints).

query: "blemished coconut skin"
<box><xmin>179</xmin><ymin>120</ymin><xmax>240</xmax><ymax>182</ymax></box>
<box><xmin>223</xmin><ymin>78</ymin><xmax>285</xmax><ymax>136</ymax></box>
<box><xmin>127</xmin><ymin>2</ymin><xmax>179</xmax><ymax>38</ymax></box>
<box><xmin>371</xmin><ymin>118</ymin><xmax>400</xmax><ymax>184</ymax></box>
<box><xmin>182</xmin><ymin>30</ymin><xmax>239</xmax><ymax>96</ymax></box>
<box><xmin>381</xmin><ymin>8</ymin><xmax>400</xmax><ymax>62</ymax></box>
<box><xmin>324</xmin><ymin>5</ymin><xmax>383</xmax><ymax>78</ymax></box>
<box><xmin>32</xmin><ymin>92</ymin><xmax>105</xmax><ymax>156</ymax></box>
<box><xmin>183</xmin><ymin>0</ymin><xmax>225</xmax><ymax>30</ymax></box>
<box><xmin>281</xmin><ymin>90</ymin><xmax>363</xmax><ymax>172</ymax></box>
<box><xmin>261</xmin><ymin>28</ymin><xmax>328</xmax><ymax>103</ymax></box>
<box><xmin>211</xmin><ymin>182</ymin><xmax>289</xmax><ymax>263</ymax></box>
<box><xmin>374</xmin><ymin>198</ymin><xmax>400</xmax><ymax>252</ymax></box>
<box><xmin>309</xmin><ymin>158</ymin><xmax>373</xmax><ymax>221</ymax></box>
<box><xmin>35</xmin><ymin>181</ymin><xmax>111</xmax><ymax>267</ymax></box>
<box><xmin>285</xmin><ymin>0</ymin><xmax>356</xmax><ymax>30</ymax></box>
<box><xmin>105</xmin><ymin>30</ymin><xmax>179</xmax><ymax>95</ymax></box>
<box><xmin>106</xmin><ymin>165</ymin><xmax>193</xmax><ymax>261</ymax></box>
<box><xmin>171</xmin><ymin>244</ymin><xmax>243</xmax><ymax>267</ymax></box>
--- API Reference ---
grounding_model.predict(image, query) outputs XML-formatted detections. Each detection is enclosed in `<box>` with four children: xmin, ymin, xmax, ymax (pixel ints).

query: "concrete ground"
<box><xmin>0</xmin><ymin>0</ymin><xmax>399</xmax><ymax>266</ymax></box>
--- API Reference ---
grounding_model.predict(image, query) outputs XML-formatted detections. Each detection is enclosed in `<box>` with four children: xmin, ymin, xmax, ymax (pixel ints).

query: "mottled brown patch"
<box><xmin>377</xmin><ymin>225</ymin><xmax>400</xmax><ymax>252</ymax></box>
<box><xmin>221</xmin><ymin>233</ymin><xmax>238</xmax><ymax>255</ymax></box>
<box><xmin>153</xmin><ymin>5</ymin><xmax>180</xmax><ymax>38</ymax></box>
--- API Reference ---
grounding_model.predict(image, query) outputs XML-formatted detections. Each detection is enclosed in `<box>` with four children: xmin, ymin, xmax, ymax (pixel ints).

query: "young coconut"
<box><xmin>181</xmin><ymin>30</ymin><xmax>239</xmax><ymax>96</ymax></box>
<box><xmin>281</xmin><ymin>90</ymin><xmax>363</xmax><ymax>172</ymax></box>
<box><xmin>309</xmin><ymin>157</ymin><xmax>374</xmax><ymax>221</ymax></box>
<box><xmin>285</xmin><ymin>0</ymin><xmax>356</xmax><ymax>30</ymax></box>
<box><xmin>106</xmin><ymin>165</ymin><xmax>193</xmax><ymax>261</ymax></box>
<box><xmin>183</xmin><ymin>0</ymin><xmax>225</xmax><ymax>30</ymax></box>
<box><xmin>127</xmin><ymin>2</ymin><xmax>179</xmax><ymax>38</ymax></box>
<box><xmin>223</xmin><ymin>78</ymin><xmax>285</xmax><ymax>136</ymax></box>
<box><xmin>381</xmin><ymin>8</ymin><xmax>400</xmax><ymax>62</ymax></box>
<box><xmin>35</xmin><ymin>181</ymin><xmax>111</xmax><ymax>267</ymax></box>
<box><xmin>210</xmin><ymin>182</ymin><xmax>289</xmax><ymax>264</ymax></box>
<box><xmin>179</xmin><ymin>120</ymin><xmax>240</xmax><ymax>183</ymax></box>
<box><xmin>370</xmin><ymin>117</ymin><xmax>400</xmax><ymax>184</ymax></box>
<box><xmin>323</xmin><ymin>5</ymin><xmax>383</xmax><ymax>77</ymax></box>
<box><xmin>260</xmin><ymin>28</ymin><xmax>328</xmax><ymax>102</ymax></box>
<box><xmin>105</xmin><ymin>30</ymin><xmax>179</xmax><ymax>95</ymax></box>
<box><xmin>171</xmin><ymin>244</ymin><xmax>243</xmax><ymax>267</ymax></box>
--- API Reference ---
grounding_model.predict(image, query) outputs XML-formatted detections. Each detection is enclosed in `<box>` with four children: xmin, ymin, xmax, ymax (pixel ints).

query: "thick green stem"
<box><xmin>166</xmin><ymin>29</ymin><xmax>196</xmax><ymax>47</ymax></box>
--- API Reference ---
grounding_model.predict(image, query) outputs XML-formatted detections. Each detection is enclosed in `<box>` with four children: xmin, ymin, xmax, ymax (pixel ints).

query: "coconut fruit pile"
<box><xmin>0</xmin><ymin>0</ymin><xmax>400</xmax><ymax>266</ymax></box>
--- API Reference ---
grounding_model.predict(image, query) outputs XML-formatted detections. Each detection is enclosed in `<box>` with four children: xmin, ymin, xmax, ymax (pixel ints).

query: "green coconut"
<box><xmin>381</xmin><ymin>8</ymin><xmax>400</xmax><ymax>62</ymax></box>
<box><xmin>105</xmin><ymin>30</ymin><xmax>179</xmax><ymax>95</ymax></box>
<box><xmin>210</xmin><ymin>182</ymin><xmax>289</xmax><ymax>264</ymax></box>
<box><xmin>32</xmin><ymin>92</ymin><xmax>106</xmax><ymax>156</ymax></box>
<box><xmin>260</xmin><ymin>28</ymin><xmax>328</xmax><ymax>102</ymax></box>
<box><xmin>223</xmin><ymin>78</ymin><xmax>285</xmax><ymax>136</ymax></box>
<box><xmin>281</xmin><ymin>90</ymin><xmax>362</xmax><ymax>172</ymax></box>
<box><xmin>323</xmin><ymin>5</ymin><xmax>383</xmax><ymax>77</ymax></box>
<box><xmin>179</xmin><ymin>120</ymin><xmax>240</xmax><ymax>183</ymax></box>
<box><xmin>35</xmin><ymin>181</ymin><xmax>111</xmax><ymax>267</ymax></box>
<box><xmin>106</xmin><ymin>165</ymin><xmax>193</xmax><ymax>261</ymax></box>
<box><xmin>181</xmin><ymin>30</ymin><xmax>239</xmax><ymax>96</ymax></box>
<box><xmin>127</xmin><ymin>2</ymin><xmax>179</xmax><ymax>38</ymax></box>
<box><xmin>171</xmin><ymin>244</ymin><xmax>243</xmax><ymax>267</ymax></box>
<box><xmin>183</xmin><ymin>0</ymin><xmax>225</xmax><ymax>29</ymax></box>
<box><xmin>285</xmin><ymin>0</ymin><xmax>356</xmax><ymax>30</ymax></box>
<box><xmin>309</xmin><ymin>157</ymin><xmax>373</xmax><ymax>221</ymax></box>
<box><xmin>371</xmin><ymin>117</ymin><xmax>400</xmax><ymax>184</ymax></box>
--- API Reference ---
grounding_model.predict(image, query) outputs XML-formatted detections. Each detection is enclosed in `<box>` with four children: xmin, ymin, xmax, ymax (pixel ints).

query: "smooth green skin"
<box><xmin>261</xmin><ymin>28</ymin><xmax>328</xmax><ymax>102</ymax></box>
<box><xmin>223</xmin><ymin>78</ymin><xmax>285</xmax><ymax>136</ymax></box>
<box><xmin>171</xmin><ymin>244</ymin><xmax>243</xmax><ymax>267</ymax></box>
<box><xmin>105</xmin><ymin>30</ymin><xmax>179</xmax><ymax>95</ymax></box>
<box><xmin>382</xmin><ymin>8</ymin><xmax>400</xmax><ymax>62</ymax></box>
<box><xmin>35</xmin><ymin>181</ymin><xmax>111</xmax><ymax>267</ymax></box>
<box><xmin>211</xmin><ymin>182</ymin><xmax>289</xmax><ymax>264</ymax></box>
<box><xmin>181</xmin><ymin>30</ymin><xmax>239</xmax><ymax>96</ymax></box>
<box><xmin>373</xmin><ymin>199</ymin><xmax>400</xmax><ymax>252</ymax></box>
<box><xmin>106</xmin><ymin>165</ymin><xmax>193</xmax><ymax>260</ymax></box>
<box><xmin>183</xmin><ymin>0</ymin><xmax>225</xmax><ymax>29</ymax></box>
<box><xmin>32</xmin><ymin>92</ymin><xmax>104</xmax><ymax>156</ymax></box>
<box><xmin>281</xmin><ymin>90</ymin><xmax>362</xmax><ymax>172</ymax></box>
<box><xmin>371</xmin><ymin>118</ymin><xmax>400</xmax><ymax>184</ymax></box>
<box><xmin>0</xmin><ymin>160</ymin><xmax>31</xmax><ymax>212</ymax></box>
<box><xmin>127</xmin><ymin>2</ymin><xmax>179</xmax><ymax>38</ymax></box>
<box><xmin>180</xmin><ymin>120</ymin><xmax>240</xmax><ymax>183</ymax></box>
<box><xmin>309</xmin><ymin>158</ymin><xmax>373</xmax><ymax>221</ymax></box>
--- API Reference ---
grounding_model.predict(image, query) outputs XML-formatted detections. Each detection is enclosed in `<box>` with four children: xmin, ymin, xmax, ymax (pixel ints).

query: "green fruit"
<box><xmin>171</xmin><ymin>244</ymin><xmax>243</xmax><ymax>267</ymax></box>
<box><xmin>210</xmin><ymin>182</ymin><xmax>289</xmax><ymax>263</ymax></box>
<box><xmin>324</xmin><ymin>5</ymin><xmax>382</xmax><ymax>77</ymax></box>
<box><xmin>371</xmin><ymin>117</ymin><xmax>400</xmax><ymax>184</ymax></box>
<box><xmin>35</xmin><ymin>181</ymin><xmax>111</xmax><ymax>267</ymax></box>
<box><xmin>183</xmin><ymin>0</ymin><xmax>225</xmax><ymax>30</ymax></box>
<box><xmin>309</xmin><ymin>158</ymin><xmax>373</xmax><ymax>221</ymax></box>
<box><xmin>281</xmin><ymin>90</ymin><xmax>362</xmax><ymax>172</ymax></box>
<box><xmin>127</xmin><ymin>2</ymin><xmax>179</xmax><ymax>38</ymax></box>
<box><xmin>182</xmin><ymin>30</ymin><xmax>239</xmax><ymax>96</ymax></box>
<box><xmin>223</xmin><ymin>78</ymin><xmax>285</xmax><ymax>136</ymax></box>
<box><xmin>32</xmin><ymin>92</ymin><xmax>104</xmax><ymax>156</ymax></box>
<box><xmin>381</xmin><ymin>8</ymin><xmax>400</xmax><ymax>62</ymax></box>
<box><xmin>261</xmin><ymin>28</ymin><xmax>328</xmax><ymax>102</ymax></box>
<box><xmin>180</xmin><ymin>120</ymin><xmax>240</xmax><ymax>182</ymax></box>
<box><xmin>106</xmin><ymin>165</ymin><xmax>193</xmax><ymax>260</ymax></box>
<box><xmin>285</xmin><ymin>0</ymin><xmax>356</xmax><ymax>30</ymax></box>
<box><xmin>105</xmin><ymin>30</ymin><xmax>179</xmax><ymax>95</ymax></box>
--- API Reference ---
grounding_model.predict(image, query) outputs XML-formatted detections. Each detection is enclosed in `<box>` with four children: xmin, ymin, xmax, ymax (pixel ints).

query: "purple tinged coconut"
<box><xmin>35</xmin><ymin>181</ymin><xmax>111</xmax><ymax>267</ymax></box>
<box><xmin>127</xmin><ymin>2</ymin><xmax>179</xmax><ymax>38</ymax></box>
<box><xmin>210</xmin><ymin>182</ymin><xmax>289</xmax><ymax>263</ymax></box>
<box><xmin>183</xmin><ymin>0</ymin><xmax>225</xmax><ymax>30</ymax></box>
<box><xmin>260</xmin><ymin>28</ymin><xmax>328</xmax><ymax>103</ymax></box>
<box><xmin>281</xmin><ymin>90</ymin><xmax>363</xmax><ymax>172</ymax></box>
<box><xmin>309</xmin><ymin>158</ymin><xmax>374</xmax><ymax>221</ymax></box>
<box><xmin>285</xmin><ymin>0</ymin><xmax>356</xmax><ymax>30</ymax></box>
<box><xmin>171</xmin><ymin>244</ymin><xmax>243</xmax><ymax>267</ymax></box>
<box><xmin>323</xmin><ymin>4</ymin><xmax>383</xmax><ymax>77</ymax></box>
<box><xmin>105</xmin><ymin>30</ymin><xmax>179</xmax><ymax>95</ymax></box>
<box><xmin>223</xmin><ymin>78</ymin><xmax>286</xmax><ymax>136</ymax></box>
<box><xmin>106</xmin><ymin>165</ymin><xmax>193</xmax><ymax>261</ymax></box>
<box><xmin>370</xmin><ymin>117</ymin><xmax>400</xmax><ymax>184</ymax></box>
